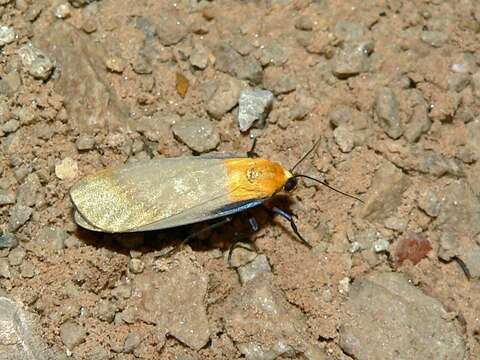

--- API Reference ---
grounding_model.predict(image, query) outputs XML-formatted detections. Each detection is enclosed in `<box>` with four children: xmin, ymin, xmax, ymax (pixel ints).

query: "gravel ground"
<box><xmin>0</xmin><ymin>0</ymin><xmax>479</xmax><ymax>359</ymax></box>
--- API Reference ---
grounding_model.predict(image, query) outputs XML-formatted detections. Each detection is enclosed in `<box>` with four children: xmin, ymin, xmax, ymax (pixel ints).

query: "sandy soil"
<box><xmin>0</xmin><ymin>0</ymin><xmax>479</xmax><ymax>359</ymax></box>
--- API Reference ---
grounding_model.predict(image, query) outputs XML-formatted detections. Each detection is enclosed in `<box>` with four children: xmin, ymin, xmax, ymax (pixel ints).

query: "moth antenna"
<box><xmin>290</xmin><ymin>139</ymin><xmax>321</xmax><ymax>173</ymax></box>
<box><xmin>293</xmin><ymin>174</ymin><xmax>364</xmax><ymax>203</ymax></box>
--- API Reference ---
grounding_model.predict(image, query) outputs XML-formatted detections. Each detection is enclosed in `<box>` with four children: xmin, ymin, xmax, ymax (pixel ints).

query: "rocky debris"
<box><xmin>295</xmin><ymin>15</ymin><xmax>314</xmax><ymax>31</ymax></box>
<box><xmin>134</xmin><ymin>253</ymin><xmax>210</xmax><ymax>350</ymax></box>
<box><xmin>155</xmin><ymin>13</ymin><xmax>187</xmax><ymax>46</ymax></box>
<box><xmin>0</xmin><ymin>233</ymin><xmax>17</xmax><ymax>249</ymax></box>
<box><xmin>37</xmin><ymin>22</ymin><xmax>132</xmax><ymax>131</ymax></box>
<box><xmin>237</xmin><ymin>89</ymin><xmax>274</xmax><ymax>132</ymax></box>
<box><xmin>128</xmin><ymin>258</ymin><xmax>144</xmax><ymax>274</ymax></box>
<box><xmin>0</xmin><ymin>296</ymin><xmax>60</xmax><ymax>359</ymax></box>
<box><xmin>53</xmin><ymin>3</ymin><xmax>72</xmax><ymax>19</ymax></box>
<box><xmin>172</xmin><ymin>115</ymin><xmax>219</xmax><ymax>153</ymax></box>
<box><xmin>263</xmin><ymin>66</ymin><xmax>296</xmax><ymax>95</ymax></box>
<box><xmin>38</xmin><ymin>227</ymin><xmax>68</xmax><ymax>251</ymax></box>
<box><xmin>456</xmin><ymin>245</ymin><xmax>480</xmax><ymax>279</ymax></box>
<box><xmin>20</xmin><ymin>261</ymin><xmax>35</xmax><ymax>278</ymax></box>
<box><xmin>190</xmin><ymin>44</ymin><xmax>210</xmax><ymax>69</ymax></box>
<box><xmin>237</xmin><ymin>254</ymin><xmax>271</xmax><ymax>284</ymax></box>
<box><xmin>258</xmin><ymin>43</ymin><xmax>288</xmax><ymax>67</ymax></box>
<box><xmin>59</xmin><ymin>320</ymin><xmax>87</xmax><ymax>350</ymax></box>
<box><xmin>339</xmin><ymin>272</ymin><xmax>466</xmax><ymax>359</ymax></box>
<box><xmin>228</xmin><ymin>246</ymin><xmax>257</xmax><ymax>268</ymax></box>
<box><xmin>421</xmin><ymin>30</ymin><xmax>448</xmax><ymax>47</ymax></box>
<box><xmin>0</xmin><ymin>25</ymin><xmax>15</xmax><ymax>47</ymax></box>
<box><xmin>94</xmin><ymin>299</ymin><xmax>117</xmax><ymax>323</ymax></box>
<box><xmin>18</xmin><ymin>43</ymin><xmax>55</xmax><ymax>80</ymax></box>
<box><xmin>361</xmin><ymin>162</ymin><xmax>411</xmax><ymax>221</ymax></box>
<box><xmin>214</xmin><ymin>43</ymin><xmax>263</xmax><ymax>84</ymax></box>
<box><xmin>75</xmin><ymin>134</ymin><xmax>95</xmax><ymax>150</ymax></box>
<box><xmin>17</xmin><ymin>173</ymin><xmax>40</xmax><ymax>207</ymax></box>
<box><xmin>123</xmin><ymin>332</ymin><xmax>142</xmax><ymax>353</ymax></box>
<box><xmin>9</xmin><ymin>204</ymin><xmax>33</xmax><ymax>231</ymax></box>
<box><xmin>55</xmin><ymin>157</ymin><xmax>78</xmax><ymax>180</ymax></box>
<box><xmin>8</xmin><ymin>246</ymin><xmax>26</xmax><ymax>266</ymax></box>
<box><xmin>332</xmin><ymin>43</ymin><xmax>370</xmax><ymax>79</ymax></box>
<box><xmin>224</xmin><ymin>274</ymin><xmax>316</xmax><ymax>359</ymax></box>
<box><xmin>404</xmin><ymin>104</ymin><xmax>431</xmax><ymax>143</ymax></box>
<box><xmin>417</xmin><ymin>189</ymin><xmax>441</xmax><ymax>217</ymax></box>
<box><xmin>0</xmin><ymin>189</ymin><xmax>16</xmax><ymax>205</ymax></box>
<box><xmin>374</xmin><ymin>87</ymin><xmax>403</xmax><ymax>139</ymax></box>
<box><xmin>395</xmin><ymin>232</ymin><xmax>432</xmax><ymax>266</ymax></box>
<box><xmin>0</xmin><ymin>259</ymin><xmax>10</xmax><ymax>278</ymax></box>
<box><xmin>333</xmin><ymin>126</ymin><xmax>354</xmax><ymax>152</ymax></box>
<box><xmin>206</xmin><ymin>76</ymin><xmax>241</xmax><ymax>120</ymax></box>
<box><xmin>1</xmin><ymin>119</ymin><xmax>19</xmax><ymax>133</ymax></box>
<box><xmin>68</xmin><ymin>0</ymin><xmax>96</xmax><ymax>7</ymax></box>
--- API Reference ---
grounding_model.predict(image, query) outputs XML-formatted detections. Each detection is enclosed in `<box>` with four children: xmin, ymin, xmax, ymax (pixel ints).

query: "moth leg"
<box><xmin>227</xmin><ymin>216</ymin><xmax>260</xmax><ymax>267</ymax></box>
<box><xmin>247</xmin><ymin>137</ymin><xmax>259</xmax><ymax>158</ymax></box>
<box><xmin>271</xmin><ymin>206</ymin><xmax>312</xmax><ymax>248</ymax></box>
<box><xmin>158</xmin><ymin>216</ymin><xmax>233</xmax><ymax>258</ymax></box>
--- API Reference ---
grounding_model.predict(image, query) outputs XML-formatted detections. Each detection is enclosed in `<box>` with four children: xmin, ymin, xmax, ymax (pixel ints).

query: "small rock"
<box><xmin>295</xmin><ymin>15</ymin><xmax>314</xmax><ymax>31</ymax></box>
<box><xmin>129</xmin><ymin>258</ymin><xmax>144</xmax><ymax>274</ymax></box>
<box><xmin>229</xmin><ymin>35</ymin><xmax>253</xmax><ymax>56</ymax></box>
<box><xmin>82</xmin><ymin>18</ymin><xmax>97</xmax><ymax>33</ymax></box>
<box><xmin>421</xmin><ymin>30</ymin><xmax>448</xmax><ymax>47</ymax></box>
<box><xmin>395</xmin><ymin>232</ymin><xmax>432</xmax><ymax>266</ymax></box>
<box><xmin>0</xmin><ymin>189</ymin><xmax>16</xmax><ymax>205</ymax></box>
<box><xmin>438</xmin><ymin>233</ymin><xmax>457</xmax><ymax>261</ymax></box>
<box><xmin>95</xmin><ymin>300</ymin><xmax>117</xmax><ymax>323</ymax></box>
<box><xmin>123</xmin><ymin>332</ymin><xmax>142</xmax><ymax>353</ymax></box>
<box><xmin>361</xmin><ymin>162</ymin><xmax>411</xmax><ymax>221</ymax></box>
<box><xmin>8</xmin><ymin>246</ymin><xmax>26</xmax><ymax>266</ymax></box>
<box><xmin>111</xmin><ymin>284</ymin><xmax>132</xmax><ymax>300</ymax></box>
<box><xmin>258</xmin><ymin>43</ymin><xmax>288</xmax><ymax>66</ymax></box>
<box><xmin>332</xmin><ymin>43</ymin><xmax>370</xmax><ymax>79</ymax></box>
<box><xmin>417</xmin><ymin>189</ymin><xmax>441</xmax><ymax>217</ymax></box>
<box><xmin>38</xmin><ymin>227</ymin><xmax>68</xmax><ymax>250</ymax></box>
<box><xmin>0</xmin><ymin>233</ymin><xmax>17</xmax><ymax>249</ymax></box>
<box><xmin>53</xmin><ymin>3</ymin><xmax>72</xmax><ymax>19</ymax></box>
<box><xmin>0</xmin><ymin>259</ymin><xmax>11</xmax><ymax>278</ymax></box>
<box><xmin>55</xmin><ymin>157</ymin><xmax>78</xmax><ymax>180</ymax></box>
<box><xmin>155</xmin><ymin>14</ymin><xmax>187</xmax><ymax>46</ymax></box>
<box><xmin>64</xmin><ymin>235</ymin><xmax>81</xmax><ymax>248</ymax></box>
<box><xmin>20</xmin><ymin>261</ymin><xmax>35</xmax><ymax>278</ymax></box>
<box><xmin>75</xmin><ymin>134</ymin><xmax>95</xmax><ymax>150</ymax></box>
<box><xmin>238</xmin><ymin>89</ymin><xmax>274</xmax><ymax>132</ymax></box>
<box><xmin>190</xmin><ymin>44</ymin><xmax>209</xmax><ymax>70</ymax></box>
<box><xmin>374</xmin><ymin>87</ymin><xmax>403</xmax><ymax>139</ymax></box>
<box><xmin>339</xmin><ymin>272</ymin><xmax>466</xmax><ymax>359</ymax></box>
<box><xmin>206</xmin><ymin>77</ymin><xmax>241</xmax><ymax>120</ymax></box>
<box><xmin>404</xmin><ymin>105</ymin><xmax>431</xmax><ymax>143</ymax></box>
<box><xmin>263</xmin><ymin>66</ymin><xmax>296</xmax><ymax>95</ymax></box>
<box><xmin>214</xmin><ymin>43</ymin><xmax>263</xmax><ymax>84</ymax></box>
<box><xmin>373</xmin><ymin>238</ymin><xmax>390</xmax><ymax>253</ymax></box>
<box><xmin>68</xmin><ymin>0</ymin><xmax>95</xmax><ymax>7</ymax></box>
<box><xmin>228</xmin><ymin>245</ymin><xmax>257</xmax><ymax>268</ymax></box>
<box><xmin>333</xmin><ymin>125</ymin><xmax>354</xmax><ymax>152</ymax></box>
<box><xmin>17</xmin><ymin>173</ymin><xmax>41</xmax><ymax>207</ymax></box>
<box><xmin>132</xmin><ymin>55</ymin><xmax>152</xmax><ymax>75</ymax></box>
<box><xmin>105</xmin><ymin>55</ymin><xmax>126</xmax><ymax>73</ymax></box>
<box><xmin>0</xmin><ymin>25</ymin><xmax>15</xmax><ymax>47</ymax></box>
<box><xmin>2</xmin><ymin>119</ymin><xmax>20</xmax><ymax>133</ymax></box>
<box><xmin>172</xmin><ymin>115</ymin><xmax>220</xmax><ymax>153</ymax></box>
<box><xmin>457</xmin><ymin>245</ymin><xmax>480</xmax><ymax>279</ymax></box>
<box><xmin>338</xmin><ymin>277</ymin><xmax>350</xmax><ymax>294</ymax></box>
<box><xmin>59</xmin><ymin>321</ymin><xmax>87</xmax><ymax>350</ymax></box>
<box><xmin>448</xmin><ymin>73</ymin><xmax>470</xmax><ymax>93</ymax></box>
<box><xmin>384</xmin><ymin>217</ymin><xmax>407</xmax><ymax>232</ymax></box>
<box><xmin>237</xmin><ymin>254</ymin><xmax>271</xmax><ymax>284</ymax></box>
<box><xmin>334</xmin><ymin>21</ymin><xmax>365</xmax><ymax>41</ymax></box>
<box><xmin>9</xmin><ymin>204</ymin><xmax>33</xmax><ymax>231</ymax></box>
<box><xmin>18</xmin><ymin>43</ymin><xmax>55</xmax><ymax>80</ymax></box>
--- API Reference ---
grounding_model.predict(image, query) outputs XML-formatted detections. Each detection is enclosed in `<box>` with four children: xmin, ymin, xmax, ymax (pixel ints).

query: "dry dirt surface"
<box><xmin>1</xmin><ymin>0</ymin><xmax>480</xmax><ymax>359</ymax></box>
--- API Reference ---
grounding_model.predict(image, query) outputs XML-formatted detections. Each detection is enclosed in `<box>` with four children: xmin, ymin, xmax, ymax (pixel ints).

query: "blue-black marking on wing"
<box><xmin>213</xmin><ymin>199</ymin><xmax>265</xmax><ymax>218</ymax></box>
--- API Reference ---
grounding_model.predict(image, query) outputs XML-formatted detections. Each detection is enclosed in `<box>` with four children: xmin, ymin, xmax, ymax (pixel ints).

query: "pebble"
<box><xmin>155</xmin><ymin>13</ymin><xmax>187</xmax><ymax>46</ymax></box>
<box><xmin>214</xmin><ymin>43</ymin><xmax>263</xmax><ymax>84</ymax></box>
<box><xmin>123</xmin><ymin>332</ymin><xmax>142</xmax><ymax>353</ymax></box>
<box><xmin>237</xmin><ymin>254</ymin><xmax>271</xmax><ymax>284</ymax></box>
<box><xmin>59</xmin><ymin>320</ymin><xmax>87</xmax><ymax>350</ymax></box>
<box><xmin>227</xmin><ymin>246</ymin><xmax>257</xmax><ymax>268</ymax></box>
<box><xmin>20</xmin><ymin>261</ymin><xmax>35</xmax><ymax>278</ymax></box>
<box><xmin>53</xmin><ymin>3</ymin><xmax>71</xmax><ymax>19</ymax></box>
<box><xmin>206</xmin><ymin>77</ymin><xmax>241</xmax><ymax>120</ymax></box>
<box><xmin>295</xmin><ymin>15</ymin><xmax>314</xmax><ymax>31</ymax></box>
<box><xmin>68</xmin><ymin>0</ymin><xmax>96</xmax><ymax>7</ymax></box>
<box><xmin>38</xmin><ymin>227</ymin><xmax>68</xmax><ymax>250</ymax></box>
<box><xmin>457</xmin><ymin>246</ymin><xmax>480</xmax><ymax>279</ymax></box>
<box><xmin>105</xmin><ymin>55</ymin><xmax>126</xmax><ymax>73</ymax></box>
<box><xmin>384</xmin><ymin>217</ymin><xmax>407</xmax><ymax>232</ymax></box>
<box><xmin>17</xmin><ymin>173</ymin><xmax>41</xmax><ymax>207</ymax></box>
<box><xmin>404</xmin><ymin>105</ymin><xmax>431</xmax><ymax>143</ymax></box>
<box><xmin>0</xmin><ymin>25</ymin><xmax>15</xmax><ymax>47</ymax></box>
<box><xmin>334</xmin><ymin>21</ymin><xmax>366</xmax><ymax>41</ymax></box>
<box><xmin>238</xmin><ymin>89</ymin><xmax>274</xmax><ymax>132</ymax></box>
<box><xmin>332</xmin><ymin>43</ymin><xmax>370</xmax><ymax>79</ymax></box>
<box><xmin>333</xmin><ymin>125</ymin><xmax>354</xmax><ymax>152</ymax></box>
<box><xmin>172</xmin><ymin>115</ymin><xmax>220</xmax><ymax>153</ymax></box>
<box><xmin>421</xmin><ymin>30</ymin><xmax>448</xmax><ymax>47</ymax></box>
<box><xmin>95</xmin><ymin>299</ymin><xmax>117</xmax><ymax>323</ymax></box>
<box><xmin>339</xmin><ymin>272</ymin><xmax>465</xmax><ymax>359</ymax></box>
<box><xmin>1</xmin><ymin>119</ymin><xmax>20</xmax><ymax>133</ymax></box>
<box><xmin>0</xmin><ymin>233</ymin><xmax>17</xmax><ymax>249</ymax></box>
<box><xmin>128</xmin><ymin>258</ymin><xmax>145</xmax><ymax>274</ymax></box>
<box><xmin>338</xmin><ymin>277</ymin><xmax>350</xmax><ymax>294</ymax></box>
<box><xmin>373</xmin><ymin>238</ymin><xmax>390</xmax><ymax>253</ymax></box>
<box><xmin>438</xmin><ymin>233</ymin><xmax>457</xmax><ymax>261</ymax></box>
<box><xmin>263</xmin><ymin>66</ymin><xmax>296</xmax><ymax>95</ymax></box>
<box><xmin>258</xmin><ymin>43</ymin><xmax>288</xmax><ymax>66</ymax></box>
<box><xmin>65</xmin><ymin>235</ymin><xmax>81</xmax><ymax>248</ymax></box>
<box><xmin>417</xmin><ymin>189</ymin><xmax>441</xmax><ymax>217</ymax></box>
<box><xmin>190</xmin><ymin>44</ymin><xmax>209</xmax><ymax>69</ymax></box>
<box><xmin>18</xmin><ymin>43</ymin><xmax>55</xmax><ymax>80</ymax></box>
<box><xmin>8</xmin><ymin>246</ymin><xmax>26</xmax><ymax>266</ymax></box>
<box><xmin>0</xmin><ymin>189</ymin><xmax>16</xmax><ymax>205</ymax></box>
<box><xmin>9</xmin><ymin>204</ymin><xmax>33</xmax><ymax>231</ymax></box>
<box><xmin>229</xmin><ymin>35</ymin><xmax>253</xmax><ymax>56</ymax></box>
<box><xmin>55</xmin><ymin>157</ymin><xmax>78</xmax><ymax>180</ymax></box>
<box><xmin>374</xmin><ymin>87</ymin><xmax>403</xmax><ymax>139</ymax></box>
<box><xmin>75</xmin><ymin>134</ymin><xmax>95</xmax><ymax>150</ymax></box>
<box><xmin>111</xmin><ymin>283</ymin><xmax>132</xmax><ymax>300</ymax></box>
<box><xmin>0</xmin><ymin>259</ymin><xmax>11</xmax><ymax>278</ymax></box>
<box><xmin>448</xmin><ymin>73</ymin><xmax>470</xmax><ymax>93</ymax></box>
